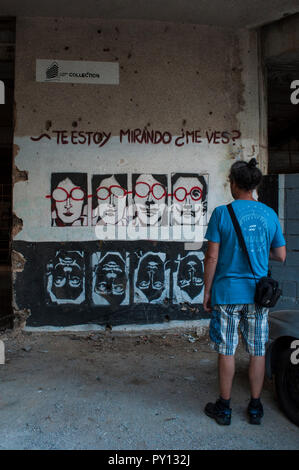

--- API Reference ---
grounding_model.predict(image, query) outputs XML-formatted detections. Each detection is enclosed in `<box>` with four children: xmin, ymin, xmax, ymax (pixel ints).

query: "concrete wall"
<box><xmin>262</xmin><ymin>13</ymin><xmax>299</xmax><ymax>61</ymax></box>
<box><xmin>12</xmin><ymin>17</ymin><xmax>261</xmax><ymax>331</ymax></box>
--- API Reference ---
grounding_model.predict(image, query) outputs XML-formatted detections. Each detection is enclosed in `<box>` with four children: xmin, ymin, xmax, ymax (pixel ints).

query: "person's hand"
<box><xmin>203</xmin><ymin>291</ymin><xmax>212</xmax><ymax>312</ymax></box>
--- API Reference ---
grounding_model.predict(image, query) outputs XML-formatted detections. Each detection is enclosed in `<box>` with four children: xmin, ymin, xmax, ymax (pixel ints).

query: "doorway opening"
<box><xmin>266</xmin><ymin>55</ymin><xmax>299</xmax><ymax>174</ymax></box>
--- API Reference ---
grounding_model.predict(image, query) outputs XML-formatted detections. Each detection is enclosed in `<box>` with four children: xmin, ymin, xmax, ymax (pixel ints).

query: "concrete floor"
<box><xmin>0</xmin><ymin>330</ymin><xmax>298</xmax><ymax>450</ymax></box>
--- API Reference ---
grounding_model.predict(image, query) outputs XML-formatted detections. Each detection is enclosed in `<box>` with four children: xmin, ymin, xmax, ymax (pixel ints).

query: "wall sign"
<box><xmin>36</xmin><ymin>59</ymin><xmax>119</xmax><ymax>85</ymax></box>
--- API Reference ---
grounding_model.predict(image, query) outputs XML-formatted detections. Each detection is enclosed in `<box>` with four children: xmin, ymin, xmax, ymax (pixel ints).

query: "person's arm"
<box><xmin>269</xmin><ymin>215</ymin><xmax>286</xmax><ymax>263</ymax></box>
<box><xmin>270</xmin><ymin>246</ymin><xmax>286</xmax><ymax>263</ymax></box>
<box><xmin>203</xmin><ymin>241</ymin><xmax>219</xmax><ymax>312</ymax></box>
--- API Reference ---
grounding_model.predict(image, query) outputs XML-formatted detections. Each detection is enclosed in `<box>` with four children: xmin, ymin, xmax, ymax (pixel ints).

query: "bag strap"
<box><xmin>227</xmin><ymin>203</ymin><xmax>257</xmax><ymax>282</ymax></box>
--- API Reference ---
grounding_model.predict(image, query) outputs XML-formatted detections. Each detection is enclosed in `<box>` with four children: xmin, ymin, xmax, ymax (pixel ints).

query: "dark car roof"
<box><xmin>269</xmin><ymin>310</ymin><xmax>299</xmax><ymax>340</ymax></box>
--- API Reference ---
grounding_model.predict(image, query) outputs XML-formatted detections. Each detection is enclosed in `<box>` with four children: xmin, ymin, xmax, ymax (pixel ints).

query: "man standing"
<box><xmin>203</xmin><ymin>158</ymin><xmax>286</xmax><ymax>425</ymax></box>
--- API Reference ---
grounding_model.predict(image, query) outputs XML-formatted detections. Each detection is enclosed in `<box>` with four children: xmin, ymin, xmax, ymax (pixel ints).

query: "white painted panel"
<box><xmin>36</xmin><ymin>59</ymin><xmax>119</xmax><ymax>85</ymax></box>
<box><xmin>13</xmin><ymin>135</ymin><xmax>254</xmax><ymax>242</ymax></box>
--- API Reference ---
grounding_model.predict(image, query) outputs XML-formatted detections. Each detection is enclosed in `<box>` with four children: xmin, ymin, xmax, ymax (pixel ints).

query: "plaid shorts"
<box><xmin>209</xmin><ymin>304</ymin><xmax>269</xmax><ymax>356</ymax></box>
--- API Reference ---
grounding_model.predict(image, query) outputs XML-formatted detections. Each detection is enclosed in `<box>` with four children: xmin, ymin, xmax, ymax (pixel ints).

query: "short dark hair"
<box><xmin>229</xmin><ymin>158</ymin><xmax>262</xmax><ymax>191</ymax></box>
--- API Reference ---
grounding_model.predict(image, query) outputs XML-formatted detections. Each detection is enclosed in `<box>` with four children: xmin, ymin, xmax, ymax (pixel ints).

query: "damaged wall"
<box><xmin>12</xmin><ymin>17</ymin><xmax>261</xmax><ymax>330</ymax></box>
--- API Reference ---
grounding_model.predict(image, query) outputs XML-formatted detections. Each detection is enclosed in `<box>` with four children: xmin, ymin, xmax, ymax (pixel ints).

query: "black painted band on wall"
<box><xmin>13</xmin><ymin>240</ymin><xmax>208</xmax><ymax>328</ymax></box>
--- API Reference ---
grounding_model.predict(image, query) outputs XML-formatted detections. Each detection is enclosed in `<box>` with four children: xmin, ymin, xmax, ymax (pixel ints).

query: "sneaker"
<box><xmin>247</xmin><ymin>401</ymin><xmax>264</xmax><ymax>425</ymax></box>
<box><xmin>204</xmin><ymin>399</ymin><xmax>232</xmax><ymax>425</ymax></box>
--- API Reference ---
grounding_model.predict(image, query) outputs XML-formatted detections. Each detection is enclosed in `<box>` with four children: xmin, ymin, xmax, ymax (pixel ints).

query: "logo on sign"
<box><xmin>37</xmin><ymin>59</ymin><xmax>119</xmax><ymax>85</ymax></box>
<box><xmin>46</xmin><ymin>62</ymin><xmax>59</xmax><ymax>80</ymax></box>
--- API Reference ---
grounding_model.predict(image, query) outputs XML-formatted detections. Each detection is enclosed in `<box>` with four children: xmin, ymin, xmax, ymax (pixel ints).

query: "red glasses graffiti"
<box><xmin>173</xmin><ymin>186</ymin><xmax>203</xmax><ymax>202</ymax></box>
<box><xmin>134</xmin><ymin>182</ymin><xmax>166</xmax><ymax>200</ymax></box>
<box><xmin>49</xmin><ymin>174</ymin><xmax>88</xmax><ymax>227</ymax></box>
<box><xmin>47</xmin><ymin>184</ymin><xmax>202</xmax><ymax>202</ymax></box>
<box><xmin>46</xmin><ymin>172</ymin><xmax>207</xmax><ymax>230</ymax></box>
<box><xmin>49</xmin><ymin>187</ymin><xmax>86</xmax><ymax>202</ymax></box>
<box><xmin>96</xmin><ymin>185</ymin><xmax>128</xmax><ymax>200</ymax></box>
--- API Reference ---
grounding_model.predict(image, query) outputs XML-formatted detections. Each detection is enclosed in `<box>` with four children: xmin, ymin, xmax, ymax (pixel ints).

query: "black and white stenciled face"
<box><xmin>94</xmin><ymin>253</ymin><xmax>127</xmax><ymax>305</ymax></box>
<box><xmin>53</xmin><ymin>177</ymin><xmax>85</xmax><ymax>225</ymax></box>
<box><xmin>95</xmin><ymin>175</ymin><xmax>127</xmax><ymax>225</ymax></box>
<box><xmin>172</xmin><ymin>176</ymin><xmax>204</xmax><ymax>225</ymax></box>
<box><xmin>136</xmin><ymin>253</ymin><xmax>165</xmax><ymax>302</ymax></box>
<box><xmin>177</xmin><ymin>254</ymin><xmax>204</xmax><ymax>299</ymax></box>
<box><xmin>134</xmin><ymin>174</ymin><xmax>167</xmax><ymax>226</ymax></box>
<box><xmin>50</xmin><ymin>251</ymin><xmax>84</xmax><ymax>301</ymax></box>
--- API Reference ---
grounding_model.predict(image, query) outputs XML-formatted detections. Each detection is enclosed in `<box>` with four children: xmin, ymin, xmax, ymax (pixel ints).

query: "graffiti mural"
<box><xmin>133</xmin><ymin>251</ymin><xmax>170</xmax><ymax>304</ymax></box>
<box><xmin>172</xmin><ymin>251</ymin><xmax>204</xmax><ymax>304</ymax></box>
<box><xmin>171</xmin><ymin>173</ymin><xmax>208</xmax><ymax>226</ymax></box>
<box><xmin>46</xmin><ymin>250</ymin><xmax>85</xmax><ymax>305</ymax></box>
<box><xmin>13</xmin><ymin>240</ymin><xmax>209</xmax><ymax>327</ymax></box>
<box><xmin>92</xmin><ymin>251</ymin><xmax>130</xmax><ymax>306</ymax></box>
<box><xmin>131</xmin><ymin>174</ymin><xmax>168</xmax><ymax>227</ymax></box>
<box><xmin>92</xmin><ymin>174</ymin><xmax>128</xmax><ymax>226</ymax></box>
<box><xmin>49</xmin><ymin>173</ymin><xmax>88</xmax><ymax>226</ymax></box>
<box><xmin>46</xmin><ymin>172</ymin><xmax>208</xmax><ymax>241</ymax></box>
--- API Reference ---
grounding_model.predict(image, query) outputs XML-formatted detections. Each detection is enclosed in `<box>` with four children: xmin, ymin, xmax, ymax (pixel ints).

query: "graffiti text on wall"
<box><xmin>31</xmin><ymin>129</ymin><xmax>242</xmax><ymax>147</ymax></box>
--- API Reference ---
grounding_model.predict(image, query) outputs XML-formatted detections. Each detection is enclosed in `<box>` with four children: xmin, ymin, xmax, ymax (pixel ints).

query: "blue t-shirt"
<box><xmin>205</xmin><ymin>200</ymin><xmax>286</xmax><ymax>306</ymax></box>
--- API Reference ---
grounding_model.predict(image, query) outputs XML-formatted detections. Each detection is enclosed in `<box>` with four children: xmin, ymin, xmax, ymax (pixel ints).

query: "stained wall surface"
<box><xmin>12</xmin><ymin>17</ymin><xmax>262</xmax><ymax>330</ymax></box>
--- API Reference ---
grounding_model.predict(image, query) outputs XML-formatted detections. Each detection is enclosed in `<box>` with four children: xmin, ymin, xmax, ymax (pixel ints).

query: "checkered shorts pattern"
<box><xmin>209</xmin><ymin>304</ymin><xmax>269</xmax><ymax>356</ymax></box>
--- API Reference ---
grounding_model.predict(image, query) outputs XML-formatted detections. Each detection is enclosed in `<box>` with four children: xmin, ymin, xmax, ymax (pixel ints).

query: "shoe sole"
<box><xmin>249</xmin><ymin>417</ymin><xmax>262</xmax><ymax>425</ymax></box>
<box><xmin>204</xmin><ymin>408</ymin><xmax>231</xmax><ymax>425</ymax></box>
<box><xmin>248</xmin><ymin>409</ymin><xmax>263</xmax><ymax>425</ymax></box>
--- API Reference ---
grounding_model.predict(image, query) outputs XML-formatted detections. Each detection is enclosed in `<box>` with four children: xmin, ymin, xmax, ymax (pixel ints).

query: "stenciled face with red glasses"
<box><xmin>171</xmin><ymin>174</ymin><xmax>207</xmax><ymax>226</ymax></box>
<box><xmin>133</xmin><ymin>173</ymin><xmax>167</xmax><ymax>226</ymax></box>
<box><xmin>92</xmin><ymin>174</ymin><xmax>128</xmax><ymax>226</ymax></box>
<box><xmin>50</xmin><ymin>174</ymin><xmax>88</xmax><ymax>226</ymax></box>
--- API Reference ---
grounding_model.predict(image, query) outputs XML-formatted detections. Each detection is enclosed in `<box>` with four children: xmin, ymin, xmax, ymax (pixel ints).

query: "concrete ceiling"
<box><xmin>0</xmin><ymin>0</ymin><xmax>299</xmax><ymax>28</ymax></box>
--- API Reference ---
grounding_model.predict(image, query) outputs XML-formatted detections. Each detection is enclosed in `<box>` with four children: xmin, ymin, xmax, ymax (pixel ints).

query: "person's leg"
<box><xmin>248</xmin><ymin>355</ymin><xmax>265</xmax><ymax>399</ymax></box>
<box><xmin>205</xmin><ymin>305</ymin><xmax>240</xmax><ymax>425</ymax></box>
<box><xmin>204</xmin><ymin>353</ymin><xmax>234</xmax><ymax>425</ymax></box>
<box><xmin>247</xmin><ymin>355</ymin><xmax>265</xmax><ymax>424</ymax></box>
<box><xmin>240</xmin><ymin>304</ymin><xmax>269</xmax><ymax>424</ymax></box>
<box><xmin>218</xmin><ymin>353</ymin><xmax>235</xmax><ymax>400</ymax></box>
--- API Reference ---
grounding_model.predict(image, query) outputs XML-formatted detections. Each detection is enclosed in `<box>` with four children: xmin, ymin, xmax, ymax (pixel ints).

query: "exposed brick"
<box><xmin>11</xmin><ymin>250</ymin><xmax>26</xmax><ymax>272</ymax></box>
<box><xmin>12</xmin><ymin>213</ymin><xmax>23</xmax><ymax>238</ymax></box>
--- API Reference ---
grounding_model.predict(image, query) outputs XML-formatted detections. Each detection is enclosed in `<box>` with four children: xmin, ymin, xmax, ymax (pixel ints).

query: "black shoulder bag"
<box><xmin>227</xmin><ymin>203</ymin><xmax>282</xmax><ymax>308</ymax></box>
